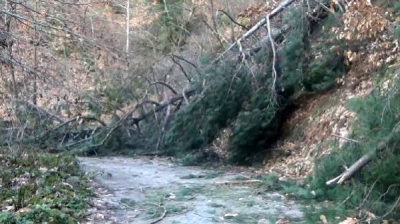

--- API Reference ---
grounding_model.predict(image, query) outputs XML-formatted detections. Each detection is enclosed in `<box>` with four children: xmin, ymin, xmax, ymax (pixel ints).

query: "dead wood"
<box><xmin>36</xmin><ymin>116</ymin><xmax>106</xmax><ymax>140</ymax></box>
<box><xmin>73</xmin><ymin>88</ymin><xmax>197</xmax><ymax>151</ymax></box>
<box><xmin>326</xmin><ymin>124</ymin><xmax>400</xmax><ymax>186</ymax></box>
<box><xmin>326</xmin><ymin>154</ymin><xmax>373</xmax><ymax>186</ymax></box>
<box><xmin>212</xmin><ymin>0</ymin><xmax>297</xmax><ymax>64</ymax></box>
<box><xmin>150</xmin><ymin>81</ymin><xmax>178</xmax><ymax>94</ymax></box>
<box><xmin>213</xmin><ymin>179</ymin><xmax>262</xmax><ymax>186</ymax></box>
<box><xmin>135</xmin><ymin>88</ymin><xmax>196</xmax><ymax>123</ymax></box>
<box><xmin>12</xmin><ymin>99</ymin><xmax>64</xmax><ymax>123</ymax></box>
<box><xmin>149</xmin><ymin>205</ymin><xmax>167</xmax><ymax>224</ymax></box>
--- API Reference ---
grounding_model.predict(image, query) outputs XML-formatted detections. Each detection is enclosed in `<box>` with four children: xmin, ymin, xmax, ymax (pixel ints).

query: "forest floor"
<box><xmin>79</xmin><ymin>156</ymin><xmax>305</xmax><ymax>224</ymax></box>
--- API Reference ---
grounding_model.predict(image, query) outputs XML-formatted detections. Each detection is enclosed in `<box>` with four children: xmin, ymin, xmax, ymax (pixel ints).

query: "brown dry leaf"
<box><xmin>365</xmin><ymin>210</ymin><xmax>376</xmax><ymax>219</ymax></box>
<box><xmin>275</xmin><ymin>217</ymin><xmax>290</xmax><ymax>224</ymax></box>
<box><xmin>339</xmin><ymin>217</ymin><xmax>358</xmax><ymax>224</ymax></box>
<box><xmin>320</xmin><ymin>214</ymin><xmax>328</xmax><ymax>224</ymax></box>
<box><xmin>16</xmin><ymin>207</ymin><xmax>31</xmax><ymax>213</ymax></box>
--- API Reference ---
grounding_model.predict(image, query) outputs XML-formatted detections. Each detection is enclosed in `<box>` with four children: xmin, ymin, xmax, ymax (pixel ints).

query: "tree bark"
<box><xmin>326</xmin><ymin>124</ymin><xmax>400</xmax><ymax>186</ymax></box>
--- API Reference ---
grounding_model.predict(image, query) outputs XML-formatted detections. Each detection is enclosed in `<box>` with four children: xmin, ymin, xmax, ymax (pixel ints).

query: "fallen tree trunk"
<box><xmin>326</xmin><ymin>153</ymin><xmax>373</xmax><ymax>186</ymax></box>
<box><xmin>65</xmin><ymin>0</ymin><xmax>317</xmax><ymax>152</ymax></box>
<box><xmin>326</xmin><ymin>124</ymin><xmax>400</xmax><ymax>186</ymax></box>
<box><xmin>128</xmin><ymin>0</ymin><xmax>300</xmax><ymax>124</ymax></box>
<box><xmin>212</xmin><ymin>0</ymin><xmax>297</xmax><ymax>64</ymax></box>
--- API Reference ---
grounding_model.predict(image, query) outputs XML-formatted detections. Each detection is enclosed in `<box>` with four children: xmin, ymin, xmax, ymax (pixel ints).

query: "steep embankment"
<box><xmin>264</xmin><ymin>0</ymin><xmax>400</xmax><ymax>179</ymax></box>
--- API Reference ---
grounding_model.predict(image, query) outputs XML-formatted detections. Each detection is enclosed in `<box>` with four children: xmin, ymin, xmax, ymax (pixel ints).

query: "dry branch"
<box><xmin>150</xmin><ymin>82</ymin><xmax>178</xmax><ymax>94</ymax></box>
<box><xmin>212</xmin><ymin>0</ymin><xmax>297</xmax><ymax>64</ymax></box>
<box><xmin>170</xmin><ymin>54</ymin><xmax>201</xmax><ymax>77</ymax></box>
<box><xmin>70</xmin><ymin>88</ymin><xmax>197</xmax><ymax>151</ymax></box>
<box><xmin>149</xmin><ymin>205</ymin><xmax>167</xmax><ymax>224</ymax></box>
<box><xmin>326</xmin><ymin>154</ymin><xmax>373</xmax><ymax>186</ymax></box>
<box><xmin>135</xmin><ymin>88</ymin><xmax>196</xmax><ymax>123</ymax></box>
<box><xmin>331</xmin><ymin>133</ymin><xmax>360</xmax><ymax>144</ymax></box>
<box><xmin>170</xmin><ymin>55</ymin><xmax>193</xmax><ymax>82</ymax></box>
<box><xmin>213</xmin><ymin>179</ymin><xmax>262</xmax><ymax>186</ymax></box>
<box><xmin>36</xmin><ymin>116</ymin><xmax>106</xmax><ymax>140</ymax></box>
<box><xmin>89</xmin><ymin>124</ymin><xmax>121</xmax><ymax>149</ymax></box>
<box><xmin>12</xmin><ymin>99</ymin><xmax>64</xmax><ymax>123</ymax></box>
<box><xmin>326</xmin><ymin>124</ymin><xmax>400</xmax><ymax>186</ymax></box>
<box><xmin>217</xmin><ymin>9</ymin><xmax>249</xmax><ymax>31</ymax></box>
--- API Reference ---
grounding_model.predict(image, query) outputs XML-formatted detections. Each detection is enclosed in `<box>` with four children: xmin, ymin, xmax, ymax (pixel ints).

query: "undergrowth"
<box><xmin>307</xmin><ymin>66</ymin><xmax>400</xmax><ymax>222</ymax></box>
<box><xmin>147</xmin><ymin>0</ymin><xmax>190</xmax><ymax>50</ymax></box>
<box><xmin>0</xmin><ymin>147</ymin><xmax>91</xmax><ymax>223</ymax></box>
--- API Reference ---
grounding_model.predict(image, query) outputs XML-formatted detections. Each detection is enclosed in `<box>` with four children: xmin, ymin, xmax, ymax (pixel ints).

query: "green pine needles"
<box><xmin>309</xmin><ymin>70</ymin><xmax>400</xmax><ymax>221</ymax></box>
<box><xmin>161</xmin><ymin>9</ymin><xmax>349</xmax><ymax>164</ymax></box>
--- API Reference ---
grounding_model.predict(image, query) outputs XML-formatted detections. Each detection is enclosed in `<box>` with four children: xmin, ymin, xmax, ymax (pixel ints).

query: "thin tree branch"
<box><xmin>217</xmin><ymin>9</ymin><xmax>249</xmax><ymax>31</ymax></box>
<box><xmin>170</xmin><ymin>55</ymin><xmax>192</xmax><ymax>83</ymax></box>
<box><xmin>171</xmin><ymin>54</ymin><xmax>201</xmax><ymax>78</ymax></box>
<box><xmin>212</xmin><ymin>0</ymin><xmax>297</xmax><ymax>64</ymax></box>
<box><xmin>331</xmin><ymin>134</ymin><xmax>360</xmax><ymax>144</ymax></box>
<box><xmin>150</xmin><ymin>81</ymin><xmax>178</xmax><ymax>95</ymax></box>
<box><xmin>266</xmin><ymin>15</ymin><xmax>277</xmax><ymax>93</ymax></box>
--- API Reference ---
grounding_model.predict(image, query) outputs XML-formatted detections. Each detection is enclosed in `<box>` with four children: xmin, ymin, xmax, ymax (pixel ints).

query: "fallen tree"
<box><xmin>4</xmin><ymin>0</ymin><xmax>344</xmax><ymax>157</ymax></box>
<box><xmin>70</xmin><ymin>0</ymin><xmax>346</xmax><ymax>157</ymax></box>
<box><xmin>64</xmin><ymin>0</ymin><xmax>301</xmax><ymax>152</ymax></box>
<box><xmin>326</xmin><ymin>123</ymin><xmax>400</xmax><ymax>186</ymax></box>
<box><xmin>212</xmin><ymin>0</ymin><xmax>297</xmax><ymax>64</ymax></box>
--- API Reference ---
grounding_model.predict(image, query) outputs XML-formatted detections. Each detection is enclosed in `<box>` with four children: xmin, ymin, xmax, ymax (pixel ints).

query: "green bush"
<box><xmin>303</xmin><ymin>45</ymin><xmax>347</xmax><ymax>92</ymax></box>
<box><xmin>0</xmin><ymin>149</ymin><xmax>91</xmax><ymax>223</ymax></box>
<box><xmin>278</xmin><ymin>9</ymin><xmax>309</xmax><ymax>95</ymax></box>
<box><xmin>395</xmin><ymin>27</ymin><xmax>400</xmax><ymax>40</ymax></box>
<box><xmin>394</xmin><ymin>2</ymin><xmax>400</xmax><ymax>15</ymax></box>
<box><xmin>164</xmin><ymin>61</ymin><xmax>253</xmax><ymax>155</ymax></box>
<box><xmin>309</xmin><ymin>74</ymin><xmax>400</xmax><ymax>221</ymax></box>
<box><xmin>228</xmin><ymin>90</ymin><xmax>281</xmax><ymax>163</ymax></box>
<box><xmin>161</xmin><ymin>7</ymin><xmax>349</xmax><ymax>164</ymax></box>
<box><xmin>147</xmin><ymin>0</ymin><xmax>189</xmax><ymax>49</ymax></box>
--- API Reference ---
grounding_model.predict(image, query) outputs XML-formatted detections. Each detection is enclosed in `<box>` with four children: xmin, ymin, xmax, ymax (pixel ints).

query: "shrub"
<box><xmin>164</xmin><ymin>60</ymin><xmax>253</xmax><ymax>155</ymax></box>
<box><xmin>310</xmin><ymin>73</ymin><xmax>400</xmax><ymax>221</ymax></box>
<box><xmin>0</xmin><ymin>149</ymin><xmax>91</xmax><ymax>223</ymax></box>
<box><xmin>228</xmin><ymin>90</ymin><xmax>281</xmax><ymax>163</ymax></box>
<box><xmin>395</xmin><ymin>27</ymin><xmax>400</xmax><ymax>40</ymax></box>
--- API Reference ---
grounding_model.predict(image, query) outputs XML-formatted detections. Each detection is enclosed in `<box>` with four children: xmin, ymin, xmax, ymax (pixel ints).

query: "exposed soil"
<box><xmin>79</xmin><ymin>156</ymin><xmax>304</xmax><ymax>224</ymax></box>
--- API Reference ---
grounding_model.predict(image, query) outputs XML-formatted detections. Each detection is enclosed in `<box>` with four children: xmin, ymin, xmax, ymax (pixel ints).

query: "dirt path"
<box><xmin>79</xmin><ymin>156</ymin><xmax>304</xmax><ymax>224</ymax></box>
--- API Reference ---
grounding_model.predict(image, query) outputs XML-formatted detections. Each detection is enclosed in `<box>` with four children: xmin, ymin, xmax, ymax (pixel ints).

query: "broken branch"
<box><xmin>326</xmin><ymin>123</ymin><xmax>400</xmax><ymax>186</ymax></box>
<box><xmin>149</xmin><ymin>205</ymin><xmax>167</xmax><ymax>224</ymax></box>
<box><xmin>135</xmin><ymin>88</ymin><xmax>196</xmax><ymax>123</ymax></box>
<box><xmin>150</xmin><ymin>81</ymin><xmax>178</xmax><ymax>94</ymax></box>
<box><xmin>212</xmin><ymin>0</ymin><xmax>296</xmax><ymax>64</ymax></box>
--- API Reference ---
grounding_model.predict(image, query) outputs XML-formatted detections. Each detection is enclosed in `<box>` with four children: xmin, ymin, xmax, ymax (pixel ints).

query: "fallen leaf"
<box><xmin>339</xmin><ymin>217</ymin><xmax>358</xmax><ymax>224</ymax></box>
<box><xmin>365</xmin><ymin>211</ymin><xmax>376</xmax><ymax>219</ymax></box>
<box><xmin>320</xmin><ymin>214</ymin><xmax>328</xmax><ymax>224</ymax></box>
<box><xmin>275</xmin><ymin>217</ymin><xmax>290</xmax><ymax>224</ymax></box>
